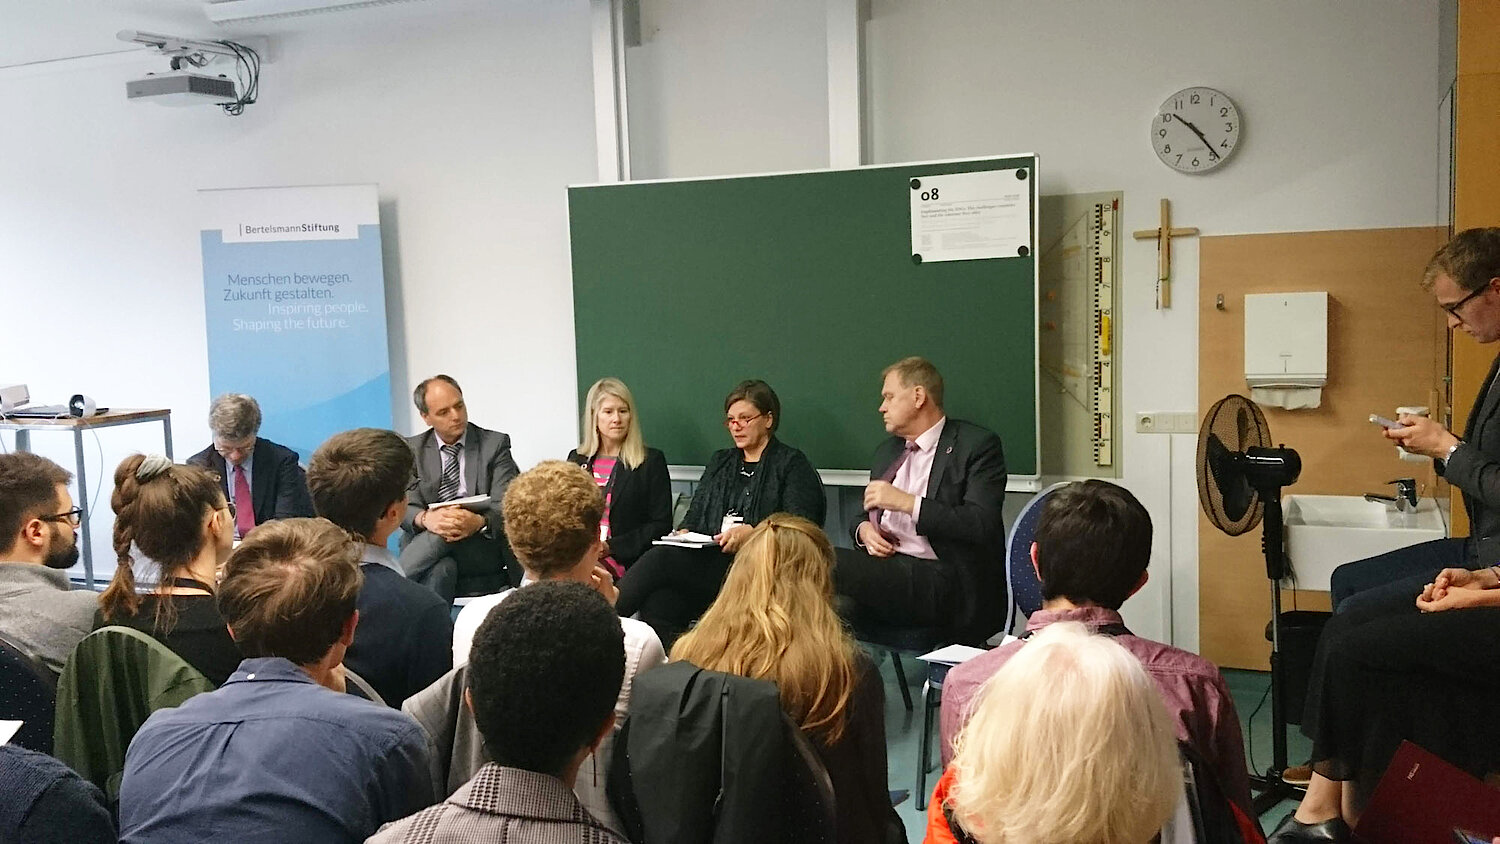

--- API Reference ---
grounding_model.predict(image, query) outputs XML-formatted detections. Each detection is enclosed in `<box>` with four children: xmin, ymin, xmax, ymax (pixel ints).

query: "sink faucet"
<box><xmin>1364</xmin><ymin>478</ymin><xmax>1418</xmax><ymax>513</ymax></box>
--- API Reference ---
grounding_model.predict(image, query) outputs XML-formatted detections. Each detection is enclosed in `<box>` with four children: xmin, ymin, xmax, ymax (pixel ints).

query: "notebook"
<box><xmin>1355</xmin><ymin>741</ymin><xmax>1500</xmax><ymax>844</ymax></box>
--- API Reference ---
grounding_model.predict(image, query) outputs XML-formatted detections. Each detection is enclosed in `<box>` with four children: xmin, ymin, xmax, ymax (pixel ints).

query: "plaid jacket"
<box><xmin>367</xmin><ymin>764</ymin><xmax>625</xmax><ymax>844</ymax></box>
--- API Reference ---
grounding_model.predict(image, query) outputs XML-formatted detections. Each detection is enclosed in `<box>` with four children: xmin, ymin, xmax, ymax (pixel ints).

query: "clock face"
<box><xmin>1152</xmin><ymin>86</ymin><xmax>1240</xmax><ymax>174</ymax></box>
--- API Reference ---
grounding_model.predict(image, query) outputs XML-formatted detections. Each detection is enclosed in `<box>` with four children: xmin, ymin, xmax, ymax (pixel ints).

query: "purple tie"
<box><xmin>233</xmin><ymin>465</ymin><xmax>256</xmax><ymax>538</ymax></box>
<box><xmin>867</xmin><ymin>442</ymin><xmax>919</xmax><ymax>531</ymax></box>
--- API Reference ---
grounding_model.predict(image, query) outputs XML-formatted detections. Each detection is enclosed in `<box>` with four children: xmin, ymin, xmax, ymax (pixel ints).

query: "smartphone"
<box><xmin>1371</xmin><ymin>414</ymin><xmax>1409</xmax><ymax>430</ymax></box>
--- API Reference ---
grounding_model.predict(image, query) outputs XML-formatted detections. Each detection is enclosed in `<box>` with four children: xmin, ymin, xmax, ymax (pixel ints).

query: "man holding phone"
<box><xmin>1330</xmin><ymin>228</ymin><xmax>1500</xmax><ymax>615</ymax></box>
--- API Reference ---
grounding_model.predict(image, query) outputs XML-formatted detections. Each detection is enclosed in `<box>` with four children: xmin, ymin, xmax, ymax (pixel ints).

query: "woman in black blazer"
<box><xmin>615</xmin><ymin>379</ymin><xmax>827</xmax><ymax>648</ymax></box>
<box><xmin>567</xmin><ymin>377</ymin><xmax>673</xmax><ymax>577</ymax></box>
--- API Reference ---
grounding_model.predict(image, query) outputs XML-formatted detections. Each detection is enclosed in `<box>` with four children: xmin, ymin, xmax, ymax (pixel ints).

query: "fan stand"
<box><xmin>1249</xmin><ymin>488</ymin><xmax>1307</xmax><ymax>815</ymax></box>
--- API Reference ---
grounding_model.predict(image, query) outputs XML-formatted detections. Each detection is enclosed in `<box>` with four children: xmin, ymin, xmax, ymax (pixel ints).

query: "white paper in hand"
<box><xmin>652</xmin><ymin>531</ymin><xmax>718</xmax><ymax>549</ymax></box>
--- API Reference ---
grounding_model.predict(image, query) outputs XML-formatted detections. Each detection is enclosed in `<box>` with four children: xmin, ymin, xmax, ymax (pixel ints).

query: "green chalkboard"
<box><xmin>568</xmin><ymin>155</ymin><xmax>1038</xmax><ymax>476</ymax></box>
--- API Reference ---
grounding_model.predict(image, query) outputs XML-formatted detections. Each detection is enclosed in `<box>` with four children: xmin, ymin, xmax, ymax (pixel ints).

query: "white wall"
<box><xmin>1</xmin><ymin>0</ymin><xmax>598</xmax><ymax>569</ymax></box>
<box><xmin>864</xmin><ymin>0</ymin><xmax>1444</xmax><ymax>647</ymax></box>
<box><xmin>626</xmin><ymin>0</ymin><xmax>829</xmax><ymax>179</ymax></box>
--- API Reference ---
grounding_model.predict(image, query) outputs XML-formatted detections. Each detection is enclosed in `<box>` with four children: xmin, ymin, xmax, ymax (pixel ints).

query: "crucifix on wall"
<box><xmin>1133</xmin><ymin>198</ymin><xmax>1199</xmax><ymax>309</ymax></box>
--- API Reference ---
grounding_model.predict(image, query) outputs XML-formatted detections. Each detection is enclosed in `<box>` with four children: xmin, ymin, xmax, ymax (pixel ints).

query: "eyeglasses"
<box><xmin>41</xmin><ymin>507</ymin><xmax>83</xmax><ymax>527</ymax></box>
<box><xmin>214</xmin><ymin>440</ymin><xmax>256</xmax><ymax>459</ymax></box>
<box><xmin>1442</xmin><ymin>285</ymin><xmax>1489</xmax><ymax>321</ymax></box>
<box><xmin>725</xmin><ymin>412</ymin><xmax>764</xmax><ymax>430</ymax></box>
<box><xmin>222</xmin><ymin>501</ymin><xmax>237</xmax><ymax>520</ymax></box>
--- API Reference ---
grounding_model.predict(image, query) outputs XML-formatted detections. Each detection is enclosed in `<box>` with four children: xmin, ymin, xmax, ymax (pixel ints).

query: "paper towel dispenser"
<box><xmin>1244</xmin><ymin>292</ymin><xmax>1327</xmax><ymax>409</ymax></box>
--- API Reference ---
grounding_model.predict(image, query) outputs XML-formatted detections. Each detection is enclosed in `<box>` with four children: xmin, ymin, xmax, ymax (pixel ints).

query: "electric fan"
<box><xmin>1197</xmin><ymin>394</ymin><xmax>1303</xmax><ymax>815</ymax></box>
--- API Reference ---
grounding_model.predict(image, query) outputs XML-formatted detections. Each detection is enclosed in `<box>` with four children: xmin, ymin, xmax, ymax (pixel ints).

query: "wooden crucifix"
<box><xmin>1132</xmin><ymin>198</ymin><xmax>1198</xmax><ymax>309</ymax></box>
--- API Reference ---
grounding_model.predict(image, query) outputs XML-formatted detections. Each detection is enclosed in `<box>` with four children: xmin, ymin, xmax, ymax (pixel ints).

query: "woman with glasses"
<box><xmin>672</xmin><ymin>515</ymin><xmax>904</xmax><ymax>844</ymax></box>
<box><xmin>616</xmin><ymin>379</ymin><xmax>825</xmax><ymax>647</ymax></box>
<box><xmin>566</xmin><ymin>377</ymin><xmax>673</xmax><ymax>578</ymax></box>
<box><xmin>96</xmin><ymin>454</ymin><xmax>242</xmax><ymax>685</ymax></box>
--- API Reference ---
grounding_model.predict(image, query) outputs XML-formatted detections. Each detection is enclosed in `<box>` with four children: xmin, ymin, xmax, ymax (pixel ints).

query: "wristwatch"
<box><xmin>1445</xmin><ymin>441</ymin><xmax>1463</xmax><ymax>461</ymax></box>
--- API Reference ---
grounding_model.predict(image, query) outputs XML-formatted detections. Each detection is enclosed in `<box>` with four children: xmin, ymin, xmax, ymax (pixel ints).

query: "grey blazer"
<box><xmin>1439</xmin><ymin>352</ymin><xmax>1500</xmax><ymax>565</ymax></box>
<box><xmin>401</xmin><ymin>423</ymin><xmax>519</xmax><ymax>538</ymax></box>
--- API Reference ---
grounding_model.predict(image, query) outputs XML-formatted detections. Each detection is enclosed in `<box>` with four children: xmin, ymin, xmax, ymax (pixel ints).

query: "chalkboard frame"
<box><xmin>568</xmin><ymin>154</ymin><xmax>1040</xmax><ymax>483</ymax></box>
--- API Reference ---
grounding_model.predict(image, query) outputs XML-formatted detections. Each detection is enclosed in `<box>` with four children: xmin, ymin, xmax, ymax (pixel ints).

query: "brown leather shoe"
<box><xmin>1282</xmin><ymin>764</ymin><xmax>1313</xmax><ymax>786</ymax></box>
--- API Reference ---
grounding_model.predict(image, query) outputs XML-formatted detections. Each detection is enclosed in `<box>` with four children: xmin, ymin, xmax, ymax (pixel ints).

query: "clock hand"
<box><xmin>1168</xmin><ymin>113</ymin><xmax>1221</xmax><ymax>161</ymax></box>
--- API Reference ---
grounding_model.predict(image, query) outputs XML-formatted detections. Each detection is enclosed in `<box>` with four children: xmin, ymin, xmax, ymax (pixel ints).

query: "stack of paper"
<box><xmin>428</xmin><ymin>494</ymin><xmax>491</xmax><ymax>511</ymax></box>
<box><xmin>651</xmin><ymin>531</ymin><xmax>718</xmax><ymax>549</ymax></box>
<box><xmin>917</xmin><ymin>644</ymin><xmax>989</xmax><ymax>666</ymax></box>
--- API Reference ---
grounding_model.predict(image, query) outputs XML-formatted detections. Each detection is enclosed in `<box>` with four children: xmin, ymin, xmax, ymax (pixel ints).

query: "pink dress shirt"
<box><xmin>878</xmin><ymin>417</ymin><xmax>945</xmax><ymax>560</ymax></box>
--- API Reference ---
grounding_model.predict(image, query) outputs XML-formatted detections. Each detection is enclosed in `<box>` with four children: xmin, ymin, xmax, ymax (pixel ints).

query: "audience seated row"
<box><xmin>12</xmin><ymin>407</ymin><xmax>1486</xmax><ymax>843</ymax></box>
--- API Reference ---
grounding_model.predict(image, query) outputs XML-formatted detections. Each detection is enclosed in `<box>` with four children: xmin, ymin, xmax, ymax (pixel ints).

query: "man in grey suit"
<box><xmin>399</xmin><ymin>375</ymin><xmax>520</xmax><ymax>602</ymax></box>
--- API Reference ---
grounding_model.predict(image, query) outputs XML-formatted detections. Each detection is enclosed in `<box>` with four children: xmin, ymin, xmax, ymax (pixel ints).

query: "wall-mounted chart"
<box><xmin>1038</xmin><ymin>192</ymin><xmax>1122</xmax><ymax>477</ymax></box>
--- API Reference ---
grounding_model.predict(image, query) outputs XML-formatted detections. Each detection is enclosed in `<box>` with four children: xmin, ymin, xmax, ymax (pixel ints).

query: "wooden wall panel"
<box><xmin>1451</xmin><ymin>1</ymin><xmax>1500</xmax><ymax>530</ymax></box>
<box><xmin>1199</xmin><ymin>227</ymin><xmax>1446</xmax><ymax>669</ymax></box>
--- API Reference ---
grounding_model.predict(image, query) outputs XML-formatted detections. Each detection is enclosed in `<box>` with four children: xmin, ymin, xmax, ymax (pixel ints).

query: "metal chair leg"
<box><xmin>917</xmin><ymin>679</ymin><xmax>935</xmax><ymax>810</ymax></box>
<box><xmin>889</xmin><ymin>649</ymin><xmax>913</xmax><ymax>712</ymax></box>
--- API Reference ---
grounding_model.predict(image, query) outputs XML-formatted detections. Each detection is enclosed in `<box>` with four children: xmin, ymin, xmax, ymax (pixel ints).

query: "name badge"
<box><xmin>720</xmin><ymin>513</ymin><xmax>744</xmax><ymax>535</ymax></box>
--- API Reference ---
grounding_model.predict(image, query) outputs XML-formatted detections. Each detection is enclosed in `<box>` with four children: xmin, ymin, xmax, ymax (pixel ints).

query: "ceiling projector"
<box><xmin>126</xmin><ymin>70</ymin><xmax>238</xmax><ymax>106</ymax></box>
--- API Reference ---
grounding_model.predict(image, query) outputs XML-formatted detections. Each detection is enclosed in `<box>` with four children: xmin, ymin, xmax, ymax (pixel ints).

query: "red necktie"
<box><xmin>233</xmin><ymin>465</ymin><xmax>256</xmax><ymax>538</ymax></box>
<box><xmin>867</xmin><ymin>442</ymin><xmax>919</xmax><ymax>531</ymax></box>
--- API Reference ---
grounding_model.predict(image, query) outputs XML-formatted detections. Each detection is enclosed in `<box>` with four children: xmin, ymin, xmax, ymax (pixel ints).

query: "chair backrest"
<box><xmin>53</xmin><ymin>626</ymin><xmax>216</xmax><ymax>802</ymax></box>
<box><xmin>782</xmin><ymin>714</ymin><xmax>837</xmax><ymax>843</ymax></box>
<box><xmin>609</xmin><ymin>661</ymin><xmax>808</xmax><ymax>844</ymax></box>
<box><xmin>1171</xmin><ymin>742</ymin><xmax>1264</xmax><ymax>844</ymax></box>
<box><xmin>343</xmin><ymin>667</ymin><xmax>386</xmax><ymax>707</ymax></box>
<box><xmin>1004</xmin><ymin>482</ymin><xmax>1070</xmax><ymax>633</ymax></box>
<box><xmin>0</xmin><ymin>635</ymin><xmax>57</xmax><ymax>754</ymax></box>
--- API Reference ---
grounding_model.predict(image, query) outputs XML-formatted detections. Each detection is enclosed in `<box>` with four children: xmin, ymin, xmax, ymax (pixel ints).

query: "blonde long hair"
<box><xmin>670</xmin><ymin>514</ymin><xmax>858</xmax><ymax>744</ymax></box>
<box><xmin>948</xmin><ymin>622</ymin><xmax>1181</xmax><ymax>844</ymax></box>
<box><xmin>578</xmin><ymin>377</ymin><xmax>647</xmax><ymax>470</ymax></box>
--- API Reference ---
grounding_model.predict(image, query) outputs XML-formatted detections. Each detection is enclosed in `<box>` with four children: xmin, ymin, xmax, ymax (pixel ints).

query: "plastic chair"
<box><xmin>1003</xmin><ymin>482</ymin><xmax>1071</xmax><ymax>634</ymax></box>
<box><xmin>0</xmin><ymin>635</ymin><xmax>57</xmax><ymax>754</ymax></box>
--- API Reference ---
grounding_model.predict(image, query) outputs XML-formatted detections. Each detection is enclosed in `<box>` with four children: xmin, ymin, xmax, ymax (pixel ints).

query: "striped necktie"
<box><xmin>438</xmin><ymin>443</ymin><xmax>462</xmax><ymax>501</ymax></box>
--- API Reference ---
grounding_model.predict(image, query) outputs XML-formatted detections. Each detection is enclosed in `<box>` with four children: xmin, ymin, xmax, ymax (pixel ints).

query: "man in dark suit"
<box><xmin>187</xmin><ymin>393</ymin><xmax>313</xmax><ymax>538</ymax></box>
<box><xmin>1329</xmin><ymin>228</ymin><xmax>1500</xmax><ymax>615</ymax></box>
<box><xmin>399</xmin><ymin>375</ymin><xmax>520</xmax><ymax>602</ymax></box>
<box><xmin>833</xmin><ymin>357</ymin><xmax>1009</xmax><ymax>645</ymax></box>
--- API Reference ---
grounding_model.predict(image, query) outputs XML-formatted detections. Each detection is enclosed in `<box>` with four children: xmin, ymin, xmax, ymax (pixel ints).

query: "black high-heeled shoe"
<box><xmin>1266</xmin><ymin>813</ymin><xmax>1351</xmax><ymax>844</ymax></box>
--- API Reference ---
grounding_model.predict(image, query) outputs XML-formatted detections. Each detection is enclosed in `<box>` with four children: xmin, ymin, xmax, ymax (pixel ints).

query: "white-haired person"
<box><xmin>926</xmin><ymin>622</ymin><xmax>1181</xmax><ymax>844</ymax></box>
<box><xmin>566</xmin><ymin>377</ymin><xmax>673</xmax><ymax>578</ymax></box>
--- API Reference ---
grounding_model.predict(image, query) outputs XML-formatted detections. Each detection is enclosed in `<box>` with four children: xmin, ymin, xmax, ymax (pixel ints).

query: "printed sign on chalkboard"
<box><xmin>910</xmin><ymin>168</ymin><xmax>1032</xmax><ymax>263</ymax></box>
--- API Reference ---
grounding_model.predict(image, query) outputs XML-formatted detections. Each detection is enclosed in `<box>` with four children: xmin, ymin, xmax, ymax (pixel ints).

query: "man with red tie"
<box><xmin>188</xmin><ymin>393</ymin><xmax>314</xmax><ymax>537</ymax></box>
<box><xmin>833</xmin><ymin>357</ymin><xmax>1009</xmax><ymax>645</ymax></box>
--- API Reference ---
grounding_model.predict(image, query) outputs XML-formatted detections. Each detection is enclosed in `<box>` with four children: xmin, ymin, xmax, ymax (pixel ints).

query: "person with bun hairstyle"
<box><xmin>96</xmin><ymin>454</ymin><xmax>242</xmax><ymax>686</ymax></box>
<box><xmin>566</xmin><ymin>377</ymin><xmax>673</xmax><ymax>577</ymax></box>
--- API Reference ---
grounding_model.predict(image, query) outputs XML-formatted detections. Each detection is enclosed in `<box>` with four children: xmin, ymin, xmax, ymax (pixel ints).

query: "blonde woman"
<box><xmin>928</xmin><ymin>622</ymin><xmax>1181</xmax><ymax>844</ymax></box>
<box><xmin>567</xmin><ymin>378</ymin><xmax>672</xmax><ymax>576</ymax></box>
<box><xmin>672</xmin><ymin>514</ymin><xmax>903</xmax><ymax>844</ymax></box>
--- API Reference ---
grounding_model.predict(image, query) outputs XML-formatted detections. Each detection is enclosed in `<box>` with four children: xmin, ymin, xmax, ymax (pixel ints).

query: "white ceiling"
<box><xmin>0</xmin><ymin>0</ymin><xmax>503</xmax><ymax>70</ymax></box>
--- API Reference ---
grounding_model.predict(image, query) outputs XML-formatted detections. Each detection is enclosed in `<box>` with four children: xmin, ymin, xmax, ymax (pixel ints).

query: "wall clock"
<box><xmin>1152</xmin><ymin>86</ymin><xmax>1241</xmax><ymax>174</ymax></box>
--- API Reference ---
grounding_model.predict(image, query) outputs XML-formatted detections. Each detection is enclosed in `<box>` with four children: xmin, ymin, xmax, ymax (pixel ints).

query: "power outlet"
<box><xmin>1136</xmin><ymin>411</ymin><xmax>1199</xmax><ymax>434</ymax></box>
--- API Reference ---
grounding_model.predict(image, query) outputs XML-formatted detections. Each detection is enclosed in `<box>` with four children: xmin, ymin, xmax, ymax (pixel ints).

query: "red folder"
<box><xmin>1355</xmin><ymin>741</ymin><xmax>1500</xmax><ymax>844</ymax></box>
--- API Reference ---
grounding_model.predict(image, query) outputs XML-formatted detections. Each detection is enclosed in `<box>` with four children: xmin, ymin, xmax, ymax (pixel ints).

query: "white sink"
<box><xmin>1282</xmin><ymin>495</ymin><xmax>1448</xmax><ymax>591</ymax></box>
